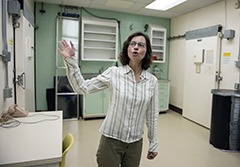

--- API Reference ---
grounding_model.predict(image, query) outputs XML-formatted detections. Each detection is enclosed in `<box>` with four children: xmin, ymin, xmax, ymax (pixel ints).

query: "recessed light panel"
<box><xmin>145</xmin><ymin>0</ymin><xmax>187</xmax><ymax>11</ymax></box>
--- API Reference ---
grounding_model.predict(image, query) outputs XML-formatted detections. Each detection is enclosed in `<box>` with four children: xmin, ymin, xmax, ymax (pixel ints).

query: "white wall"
<box><xmin>169</xmin><ymin>0</ymin><xmax>240</xmax><ymax>109</ymax></box>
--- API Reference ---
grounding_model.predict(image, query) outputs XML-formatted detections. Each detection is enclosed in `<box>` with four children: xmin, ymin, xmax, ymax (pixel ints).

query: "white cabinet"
<box><xmin>83</xmin><ymin>89</ymin><xmax>109</xmax><ymax>118</ymax></box>
<box><xmin>159</xmin><ymin>80</ymin><xmax>170</xmax><ymax>112</ymax></box>
<box><xmin>148</xmin><ymin>25</ymin><xmax>167</xmax><ymax>63</ymax></box>
<box><xmin>81</xmin><ymin>17</ymin><xmax>119</xmax><ymax>62</ymax></box>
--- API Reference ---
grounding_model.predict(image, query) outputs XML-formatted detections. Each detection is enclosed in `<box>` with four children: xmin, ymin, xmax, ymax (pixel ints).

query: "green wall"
<box><xmin>35</xmin><ymin>3</ymin><xmax>170</xmax><ymax>111</ymax></box>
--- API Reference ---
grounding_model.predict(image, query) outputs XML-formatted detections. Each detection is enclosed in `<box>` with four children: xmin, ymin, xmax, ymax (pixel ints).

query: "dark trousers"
<box><xmin>96</xmin><ymin>135</ymin><xmax>143</xmax><ymax>167</ymax></box>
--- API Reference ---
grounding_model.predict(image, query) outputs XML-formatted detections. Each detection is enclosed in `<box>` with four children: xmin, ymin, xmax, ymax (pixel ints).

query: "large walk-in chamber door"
<box><xmin>183</xmin><ymin>25</ymin><xmax>222</xmax><ymax>128</ymax></box>
<box><xmin>15</xmin><ymin>13</ymin><xmax>35</xmax><ymax>112</ymax></box>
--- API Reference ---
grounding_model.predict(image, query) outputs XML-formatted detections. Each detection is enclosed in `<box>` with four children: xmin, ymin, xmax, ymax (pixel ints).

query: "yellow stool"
<box><xmin>60</xmin><ymin>133</ymin><xmax>74</xmax><ymax>167</ymax></box>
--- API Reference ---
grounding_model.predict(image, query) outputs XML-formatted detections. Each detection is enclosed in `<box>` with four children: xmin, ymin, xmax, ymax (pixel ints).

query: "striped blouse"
<box><xmin>64</xmin><ymin>57</ymin><xmax>159</xmax><ymax>152</ymax></box>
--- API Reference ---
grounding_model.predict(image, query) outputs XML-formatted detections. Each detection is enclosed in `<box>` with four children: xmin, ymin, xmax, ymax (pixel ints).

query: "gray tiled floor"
<box><xmin>63</xmin><ymin>110</ymin><xmax>240</xmax><ymax>167</ymax></box>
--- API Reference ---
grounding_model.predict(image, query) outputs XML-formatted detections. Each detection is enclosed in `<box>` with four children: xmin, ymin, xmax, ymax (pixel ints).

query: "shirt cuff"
<box><xmin>149</xmin><ymin>141</ymin><xmax>159</xmax><ymax>152</ymax></box>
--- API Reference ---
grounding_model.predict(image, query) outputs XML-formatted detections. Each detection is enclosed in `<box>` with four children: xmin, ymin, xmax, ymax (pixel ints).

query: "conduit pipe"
<box><xmin>1</xmin><ymin>0</ymin><xmax>13</xmax><ymax>99</ymax></box>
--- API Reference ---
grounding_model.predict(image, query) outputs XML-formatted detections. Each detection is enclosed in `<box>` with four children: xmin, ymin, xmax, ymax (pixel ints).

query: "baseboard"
<box><xmin>169</xmin><ymin>104</ymin><xmax>182</xmax><ymax>115</ymax></box>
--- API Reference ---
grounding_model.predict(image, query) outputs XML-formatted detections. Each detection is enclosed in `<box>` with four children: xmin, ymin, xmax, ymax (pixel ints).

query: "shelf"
<box><xmin>148</xmin><ymin>25</ymin><xmax>167</xmax><ymax>63</ymax></box>
<box><xmin>84</xmin><ymin>47</ymin><xmax>116</xmax><ymax>50</ymax></box>
<box><xmin>82</xmin><ymin>17</ymin><xmax>118</xmax><ymax>62</ymax></box>
<box><xmin>84</xmin><ymin>38</ymin><xmax>116</xmax><ymax>43</ymax></box>
<box><xmin>57</xmin><ymin>92</ymin><xmax>78</xmax><ymax>96</ymax></box>
<box><xmin>152</xmin><ymin>49</ymin><xmax>164</xmax><ymax>52</ymax></box>
<box><xmin>84</xmin><ymin>30</ymin><xmax>116</xmax><ymax>36</ymax></box>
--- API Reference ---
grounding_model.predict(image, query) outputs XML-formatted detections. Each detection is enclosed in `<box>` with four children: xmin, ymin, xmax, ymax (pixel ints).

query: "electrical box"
<box><xmin>8</xmin><ymin>0</ymin><xmax>20</xmax><ymax>17</ymax></box>
<box><xmin>223</xmin><ymin>29</ymin><xmax>235</xmax><ymax>39</ymax></box>
<box><xmin>193</xmin><ymin>49</ymin><xmax>204</xmax><ymax>63</ymax></box>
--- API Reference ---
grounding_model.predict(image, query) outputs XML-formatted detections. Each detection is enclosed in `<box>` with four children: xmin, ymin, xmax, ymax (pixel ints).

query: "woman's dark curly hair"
<box><xmin>119</xmin><ymin>31</ymin><xmax>152</xmax><ymax>70</ymax></box>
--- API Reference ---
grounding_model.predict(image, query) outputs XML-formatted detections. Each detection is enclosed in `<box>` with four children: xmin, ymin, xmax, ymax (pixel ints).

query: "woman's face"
<box><xmin>127</xmin><ymin>36</ymin><xmax>147</xmax><ymax>64</ymax></box>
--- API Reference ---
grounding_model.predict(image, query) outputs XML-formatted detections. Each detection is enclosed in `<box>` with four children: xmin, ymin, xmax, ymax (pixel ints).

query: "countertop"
<box><xmin>0</xmin><ymin>111</ymin><xmax>62</xmax><ymax>167</ymax></box>
<box><xmin>211</xmin><ymin>89</ymin><xmax>240</xmax><ymax>97</ymax></box>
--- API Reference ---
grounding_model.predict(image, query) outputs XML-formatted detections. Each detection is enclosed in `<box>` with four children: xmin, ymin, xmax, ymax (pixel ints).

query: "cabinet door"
<box><xmin>84</xmin><ymin>91</ymin><xmax>103</xmax><ymax>118</ymax></box>
<box><xmin>83</xmin><ymin>89</ymin><xmax>109</xmax><ymax>118</ymax></box>
<box><xmin>15</xmin><ymin>15</ymin><xmax>35</xmax><ymax>112</ymax></box>
<box><xmin>159</xmin><ymin>81</ymin><xmax>170</xmax><ymax>112</ymax></box>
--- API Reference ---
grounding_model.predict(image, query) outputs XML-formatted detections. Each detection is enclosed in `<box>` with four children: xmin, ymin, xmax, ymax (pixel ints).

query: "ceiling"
<box><xmin>34</xmin><ymin>0</ymin><xmax>223</xmax><ymax>18</ymax></box>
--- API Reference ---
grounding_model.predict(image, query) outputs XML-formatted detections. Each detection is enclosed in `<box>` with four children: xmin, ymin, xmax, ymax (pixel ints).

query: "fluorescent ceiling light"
<box><xmin>145</xmin><ymin>0</ymin><xmax>187</xmax><ymax>11</ymax></box>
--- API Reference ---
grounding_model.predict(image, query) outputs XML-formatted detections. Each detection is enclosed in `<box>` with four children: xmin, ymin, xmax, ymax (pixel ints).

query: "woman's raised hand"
<box><xmin>58</xmin><ymin>40</ymin><xmax>75</xmax><ymax>58</ymax></box>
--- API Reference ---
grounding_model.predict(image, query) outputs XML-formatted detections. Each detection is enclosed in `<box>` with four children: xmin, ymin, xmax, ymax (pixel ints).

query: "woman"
<box><xmin>59</xmin><ymin>31</ymin><xmax>159</xmax><ymax>167</ymax></box>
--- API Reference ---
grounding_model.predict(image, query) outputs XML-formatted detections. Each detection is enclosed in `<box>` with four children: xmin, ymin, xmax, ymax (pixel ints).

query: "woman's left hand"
<box><xmin>147</xmin><ymin>151</ymin><xmax>158</xmax><ymax>160</ymax></box>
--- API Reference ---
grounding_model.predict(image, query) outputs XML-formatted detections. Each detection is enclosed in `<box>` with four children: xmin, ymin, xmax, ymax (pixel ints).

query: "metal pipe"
<box><xmin>217</xmin><ymin>33</ymin><xmax>223</xmax><ymax>89</ymax></box>
<box><xmin>1</xmin><ymin>0</ymin><xmax>13</xmax><ymax>98</ymax></box>
<box><xmin>2</xmin><ymin>0</ymin><xmax>8</xmax><ymax>51</ymax></box>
